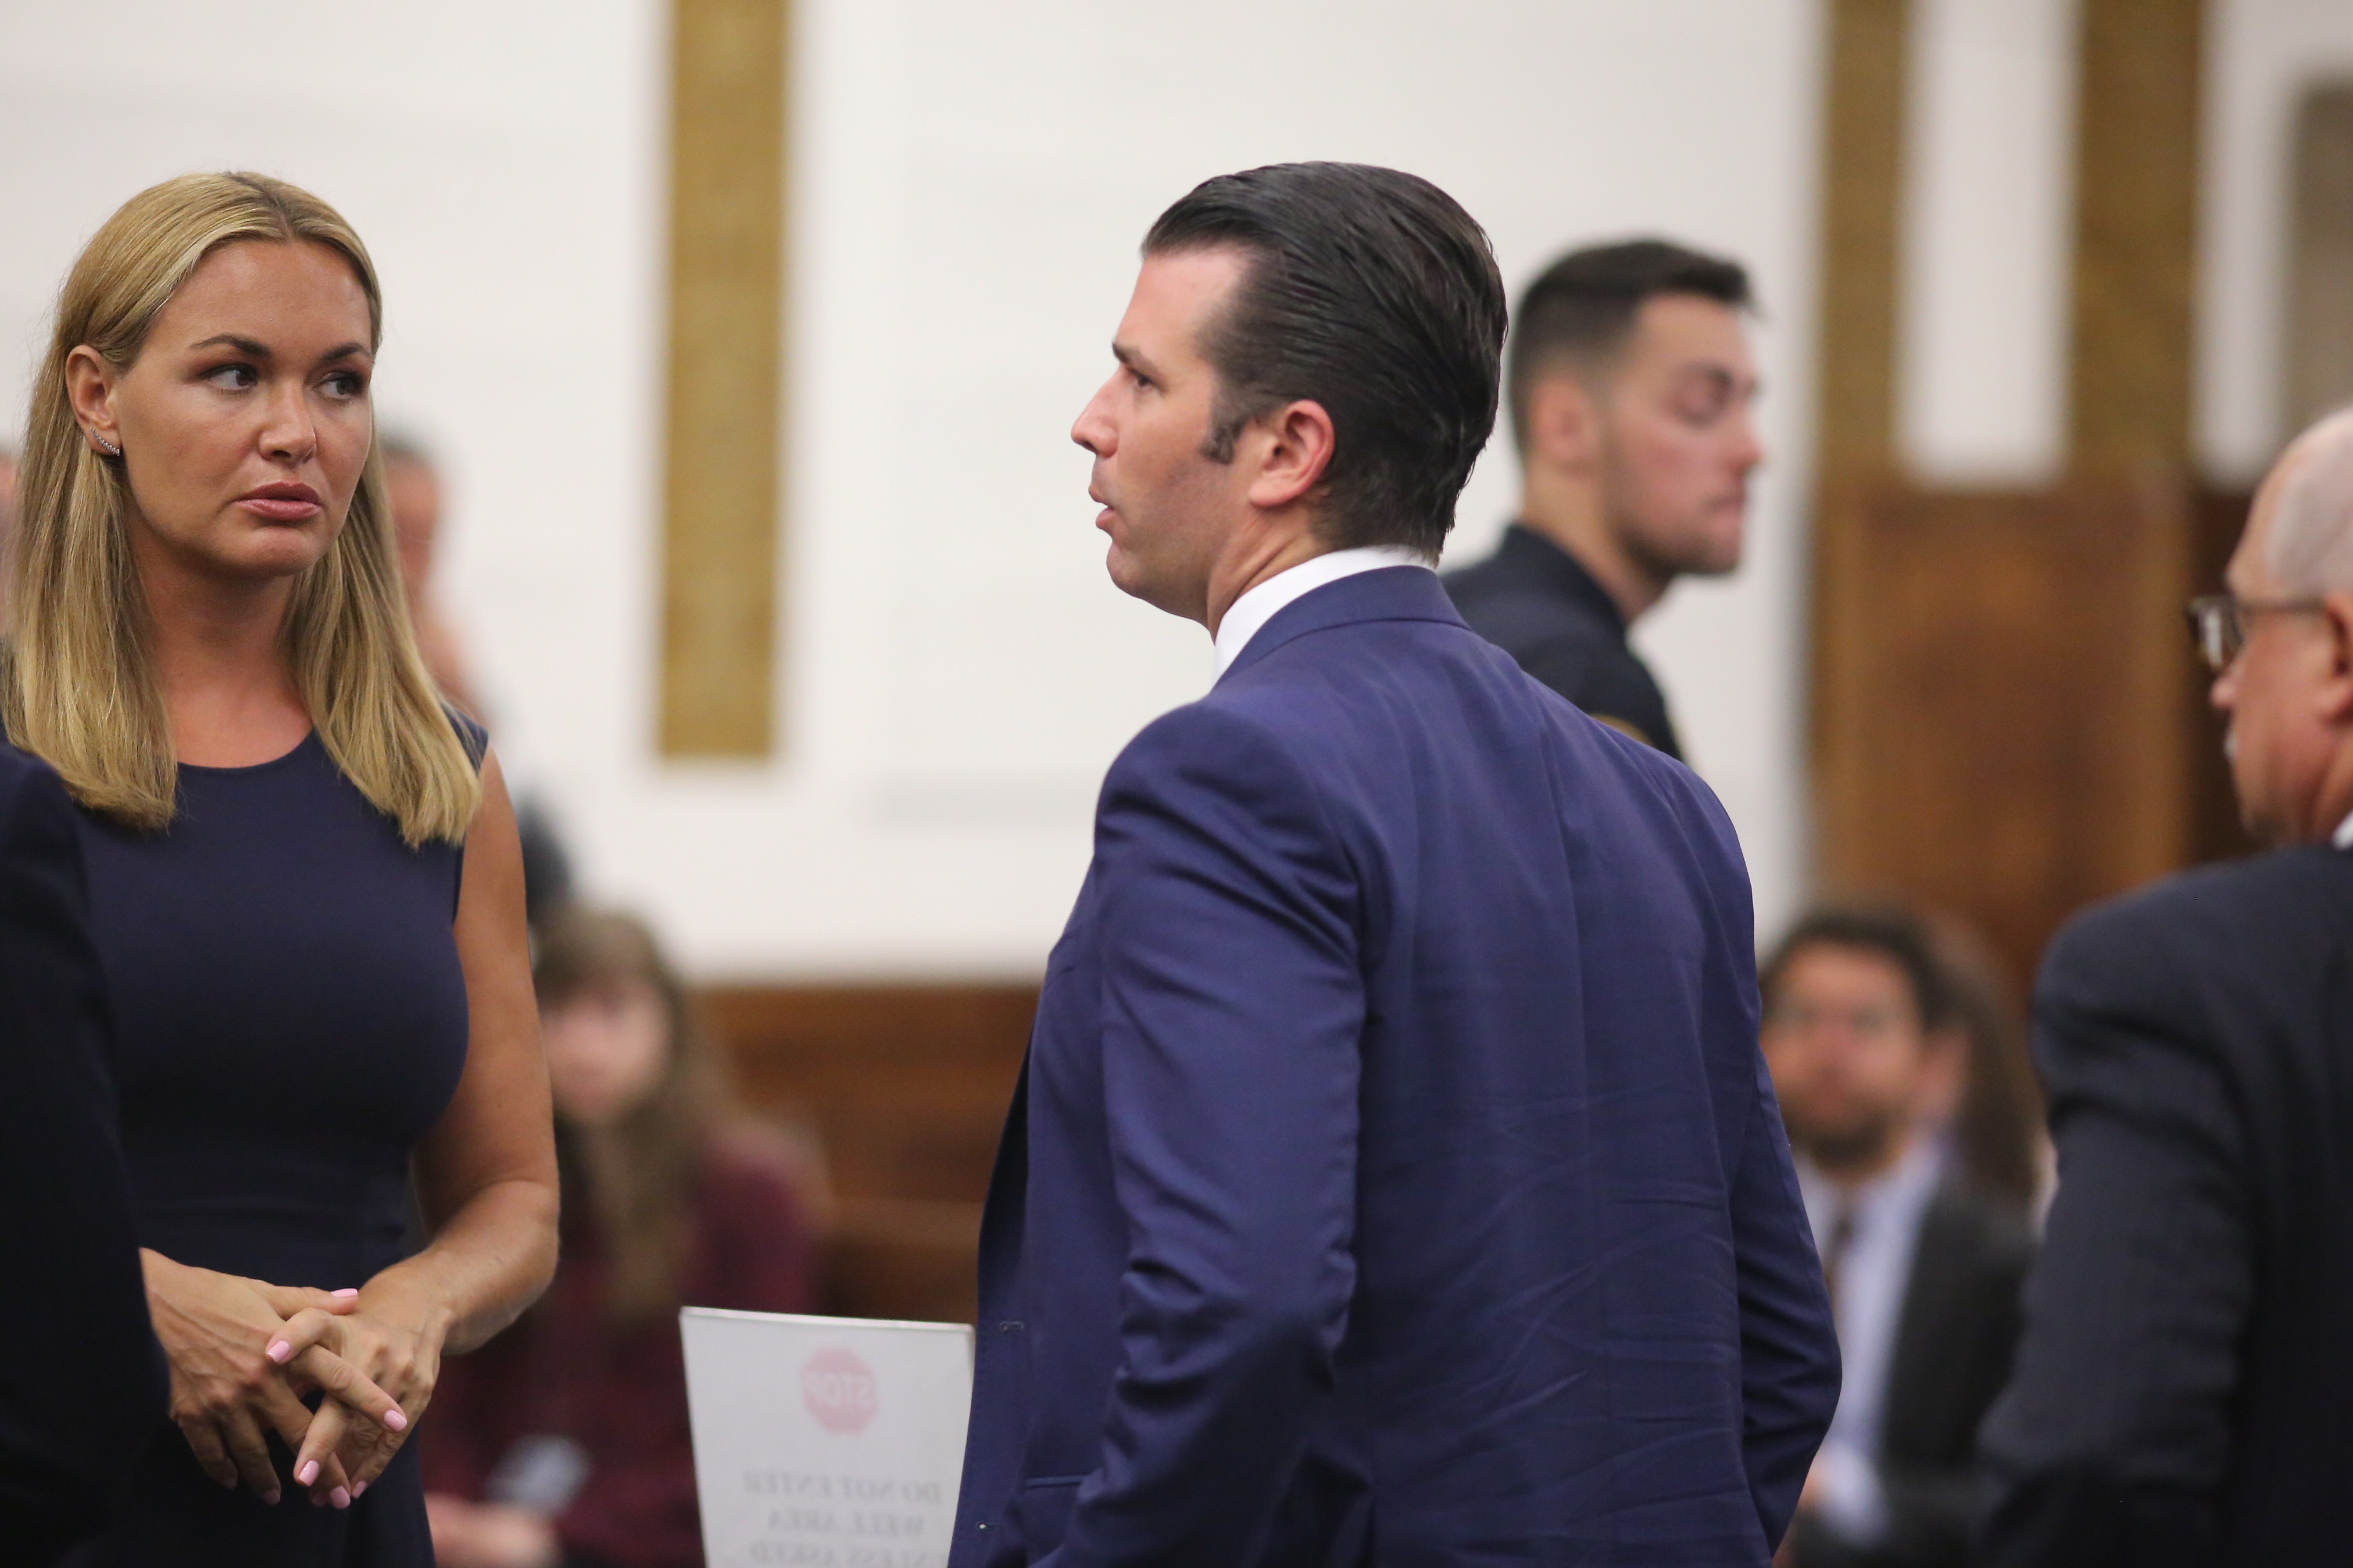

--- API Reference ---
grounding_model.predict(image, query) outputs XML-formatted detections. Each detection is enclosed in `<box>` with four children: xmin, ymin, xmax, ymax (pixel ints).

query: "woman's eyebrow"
<box><xmin>188</xmin><ymin>333</ymin><xmax>271</xmax><ymax>357</ymax></box>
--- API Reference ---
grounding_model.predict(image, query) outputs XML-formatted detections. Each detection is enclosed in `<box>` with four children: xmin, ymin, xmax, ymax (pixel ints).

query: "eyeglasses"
<box><xmin>2184</xmin><ymin>592</ymin><xmax>2329</xmax><ymax>673</ymax></box>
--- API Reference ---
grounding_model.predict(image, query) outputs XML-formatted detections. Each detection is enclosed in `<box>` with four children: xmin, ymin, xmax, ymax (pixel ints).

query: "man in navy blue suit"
<box><xmin>950</xmin><ymin>163</ymin><xmax>1838</xmax><ymax>1567</ymax></box>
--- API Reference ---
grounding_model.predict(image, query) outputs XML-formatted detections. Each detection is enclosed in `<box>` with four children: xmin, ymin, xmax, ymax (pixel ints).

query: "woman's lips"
<box><xmin>239</xmin><ymin>496</ymin><xmax>323</xmax><ymax>522</ymax></box>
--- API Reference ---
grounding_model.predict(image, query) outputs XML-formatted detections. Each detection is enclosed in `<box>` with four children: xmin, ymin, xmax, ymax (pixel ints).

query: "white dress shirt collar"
<box><xmin>1211</xmin><ymin>545</ymin><xmax>1432</xmax><ymax>676</ymax></box>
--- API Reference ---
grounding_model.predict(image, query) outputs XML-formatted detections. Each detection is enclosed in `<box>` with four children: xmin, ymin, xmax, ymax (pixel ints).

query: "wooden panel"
<box><xmin>2287</xmin><ymin>84</ymin><xmax>2353</xmax><ymax>432</ymax></box>
<box><xmin>697</xmin><ymin>983</ymin><xmax>1036</xmax><ymax>1323</ymax></box>
<box><xmin>1813</xmin><ymin>0</ymin><xmax>1912</xmax><ymax>476</ymax></box>
<box><xmin>1814</xmin><ymin>482</ymin><xmax>2193</xmax><ymax>993</ymax></box>
<box><xmin>659</xmin><ymin>0</ymin><xmax>787</xmax><ymax>757</ymax></box>
<box><xmin>2067</xmin><ymin>0</ymin><xmax>2203</xmax><ymax>469</ymax></box>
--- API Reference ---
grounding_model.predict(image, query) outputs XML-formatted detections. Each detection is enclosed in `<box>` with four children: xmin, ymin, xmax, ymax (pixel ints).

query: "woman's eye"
<box><xmin>323</xmin><ymin>372</ymin><xmax>367</xmax><ymax>399</ymax></box>
<box><xmin>203</xmin><ymin>364</ymin><xmax>258</xmax><ymax>391</ymax></box>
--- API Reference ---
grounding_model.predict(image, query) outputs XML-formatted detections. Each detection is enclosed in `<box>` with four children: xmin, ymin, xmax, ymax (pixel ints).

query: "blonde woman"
<box><xmin>14</xmin><ymin>172</ymin><xmax>557</xmax><ymax>1564</ymax></box>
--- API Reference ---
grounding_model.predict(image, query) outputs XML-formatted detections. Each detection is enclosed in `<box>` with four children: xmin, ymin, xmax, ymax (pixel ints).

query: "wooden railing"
<box><xmin>697</xmin><ymin>983</ymin><xmax>1038</xmax><ymax>1325</ymax></box>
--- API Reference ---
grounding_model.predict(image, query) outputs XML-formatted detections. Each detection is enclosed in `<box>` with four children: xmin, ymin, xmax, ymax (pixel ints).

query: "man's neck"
<box><xmin>2303</xmin><ymin>749</ymin><xmax>2353</xmax><ymax>846</ymax></box>
<box><xmin>1517</xmin><ymin>470</ymin><xmax>1669</xmax><ymax>625</ymax></box>
<box><xmin>1203</xmin><ymin>524</ymin><xmax>1333</xmax><ymax>637</ymax></box>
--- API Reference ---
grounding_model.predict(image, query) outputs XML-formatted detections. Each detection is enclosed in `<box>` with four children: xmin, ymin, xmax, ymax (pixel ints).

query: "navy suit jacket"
<box><xmin>951</xmin><ymin>568</ymin><xmax>1838</xmax><ymax>1567</ymax></box>
<box><xmin>0</xmin><ymin>744</ymin><xmax>166</xmax><ymax>1566</ymax></box>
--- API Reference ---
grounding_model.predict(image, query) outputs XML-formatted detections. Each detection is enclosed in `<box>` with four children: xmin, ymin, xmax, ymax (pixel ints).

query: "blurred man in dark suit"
<box><xmin>1764</xmin><ymin>907</ymin><xmax>2031</xmax><ymax>1568</ymax></box>
<box><xmin>0</xmin><ymin>744</ymin><xmax>167</xmax><ymax>1565</ymax></box>
<box><xmin>1977</xmin><ymin>407</ymin><xmax>2353</xmax><ymax>1566</ymax></box>
<box><xmin>1443</xmin><ymin>240</ymin><xmax>1761</xmax><ymax>759</ymax></box>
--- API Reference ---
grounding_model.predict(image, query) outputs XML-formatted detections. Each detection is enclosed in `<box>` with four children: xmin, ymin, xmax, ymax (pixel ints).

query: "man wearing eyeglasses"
<box><xmin>1976</xmin><ymin>409</ymin><xmax>2353</xmax><ymax>1568</ymax></box>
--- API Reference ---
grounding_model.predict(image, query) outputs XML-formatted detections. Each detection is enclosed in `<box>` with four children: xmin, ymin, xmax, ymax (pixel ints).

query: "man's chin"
<box><xmin>1791</xmin><ymin>1120</ymin><xmax>1900</xmax><ymax>1175</ymax></box>
<box><xmin>1104</xmin><ymin>546</ymin><xmax>1150</xmax><ymax>602</ymax></box>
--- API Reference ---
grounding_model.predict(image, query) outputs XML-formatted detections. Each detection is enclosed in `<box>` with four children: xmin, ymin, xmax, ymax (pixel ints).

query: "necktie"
<box><xmin>1821</xmin><ymin>1200</ymin><xmax>1859</xmax><ymax>1318</ymax></box>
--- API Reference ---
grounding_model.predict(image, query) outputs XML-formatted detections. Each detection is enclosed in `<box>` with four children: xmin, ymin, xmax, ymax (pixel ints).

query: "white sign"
<box><xmin>681</xmin><ymin>1308</ymin><xmax>975</xmax><ymax>1568</ymax></box>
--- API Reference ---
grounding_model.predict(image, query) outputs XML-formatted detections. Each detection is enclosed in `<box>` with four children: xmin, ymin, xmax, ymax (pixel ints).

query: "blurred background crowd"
<box><xmin>5</xmin><ymin>1</ymin><xmax>2351</xmax><ymax>1565</ymax></box>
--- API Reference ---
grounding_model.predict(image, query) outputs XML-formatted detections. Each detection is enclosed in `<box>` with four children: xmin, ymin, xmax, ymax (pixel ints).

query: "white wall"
<box><xmin>0</xmin><ymin>1</ymin><xmax>1828</xmax><ymax>977</ymax></box>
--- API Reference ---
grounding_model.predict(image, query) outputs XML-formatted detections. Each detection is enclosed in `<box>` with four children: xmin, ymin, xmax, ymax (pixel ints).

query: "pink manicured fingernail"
<box><xmin>295</xmin><ymin>1460</ymin><xmax>319</xmax><ymax>1487</ymax></box>
<box><xmin>332</xmin><ymin>1288</ymin><xmax>359</xmax><ymax>1299</ymax></box>
<box><xmin>262</xmin><ymin>1489</ymin><xmax>281</xmax><ymax>1506</ymax></box>
<box><xmin>382</xmin><ymin>1408</ymin><xmax>407</xmax><ymax>1432</ymax></box>
<box><xmin>351</xmin><ymin>1480</ymin><xmax>368</xmax><ymax>1498</ymax></box>
<box><xmin>266</xmin><ymin>1340</ymin><xmax>293</xmax><ymax>1365</ymax></box>
<box><xmin>331</xmin><ymin>1485</ymin><xmax>351</xmax><ymax>1509</ymax></box>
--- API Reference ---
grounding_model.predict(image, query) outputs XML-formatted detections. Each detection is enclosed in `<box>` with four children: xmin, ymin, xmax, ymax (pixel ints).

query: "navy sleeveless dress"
<box><xmin>62</xmin><ymin>728</ymin><xmax>477</xmax><ymax>1566</ymax></box>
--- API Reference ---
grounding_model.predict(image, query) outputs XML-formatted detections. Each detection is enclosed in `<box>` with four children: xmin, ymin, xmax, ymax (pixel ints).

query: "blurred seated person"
<box><xmin>382</xmin><ymin>434</ymin><xmax>574</xmax><ymax>923</ymax></box>
<box><xmin>1764</xmin><ymin>907</ymin><xmax>2033</xmax><ymax>1568</ymax></box>
<box><xmin>1924</xmin><ymin>919</ymin><xmax>2048</xmax><ymax>1220</ymax></box>
<box><xmin>424</xmin><ymin>909</ymin><xmax>817</xmax><ymax>1568</ymax></box>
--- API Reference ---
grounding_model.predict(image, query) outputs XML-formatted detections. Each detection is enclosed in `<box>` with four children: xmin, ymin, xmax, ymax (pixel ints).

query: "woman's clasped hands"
<box><xmin>142</xmin><ymin>1249</ymin><xmax>435</xmax><ymax>1510</ymax></box>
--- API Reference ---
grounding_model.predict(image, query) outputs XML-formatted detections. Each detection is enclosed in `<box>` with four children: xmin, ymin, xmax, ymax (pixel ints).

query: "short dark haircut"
<box><xmin>1507</xmin><ymin>238</ymin><xmax>1752</xmax><ymax>450</ymax></box>
<box><xmin>1143</xmin><ymin>162</ymin><xmax>1507</xmax><ymax>557</ymax></box>
<box><xmin>1760</xmin><ymin>904</ymin><xmax>1954</xmax><ymax>1036</ymax></box>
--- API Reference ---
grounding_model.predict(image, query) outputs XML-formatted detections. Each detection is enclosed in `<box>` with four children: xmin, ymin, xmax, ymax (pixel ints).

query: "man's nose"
<box><xmin>1728</xmin><ymin>409</ymin><xmax>1764</xmax><ymax>472</ymax></box>
<box><xmin>2211</xmin><ymin>663</ymin><xmax>2238</xmax><ymax>714</ymax></box>
<box><xmin>1071</xmin><ymin>381</ymin><xmax>1115</xmax><ymax>456</ymax></box>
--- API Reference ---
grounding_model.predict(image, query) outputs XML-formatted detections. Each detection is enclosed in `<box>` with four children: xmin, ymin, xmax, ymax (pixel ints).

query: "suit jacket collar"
<box><xmin>1216</xmin><ymin>565</ymin><xmax>1467</xmax><ymax>685</ymax></box>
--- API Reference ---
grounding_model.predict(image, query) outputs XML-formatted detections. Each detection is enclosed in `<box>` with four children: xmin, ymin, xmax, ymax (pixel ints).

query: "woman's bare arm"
<box><xmin>401</xmin><ymin>748</ymin><xmax>560</xmax><ymax>1351</ymax></box>
<box><xmin>292</xmin><ymin>750</ymin><xmax>559</xmax><ymax>1494</ymax></box>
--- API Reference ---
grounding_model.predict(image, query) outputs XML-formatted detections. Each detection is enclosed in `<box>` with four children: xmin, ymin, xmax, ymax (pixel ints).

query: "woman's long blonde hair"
<box><xmin>6</xmin><ymin>171</ymin><xmax>480</xmax><ymax>845</ymax></box>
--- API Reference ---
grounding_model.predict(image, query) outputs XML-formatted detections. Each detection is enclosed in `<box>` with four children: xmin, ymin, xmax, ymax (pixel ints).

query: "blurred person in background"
<box><xmin>1764</xmin><ymin>906</ymin><xmax>2033</xmax><ymax>1568</ymax></box>
<box><xmin>22</xmin><ymin>171</ymin><xmax>558</xmax><ymax>1563</ymax></box>
<box><xmin>1977</xmin><ymin>408</ymin><xmax>2353</xmax><ymax>1566</ymax></box>
<box><xmin>381</xmin><ymin>434</ymin><xmax>478</xmax><ymax>716</ymax></box>
<box><xmin>1444</xmin><ymin>239</ymin><xmax>1762</xmax><ymax>759</ymax></box>
<box><xmin>424</xmin><ymin>908</ymin><xmax>817</xmax><ymax>1568</ymax></box>
<box><xmin>1922</xmin><ymin>919</ymin><xmax>2047</xmax><ymax>1219</ymax></box>
<box><xmin>380</xmin><ymin>432</ymin><xmax>573</xmax><ymax>926</ymax></box>
<box><xmin>1</xmin><ymin>444</ymin><xmax>19</xmax><ymax>609</ymax></box>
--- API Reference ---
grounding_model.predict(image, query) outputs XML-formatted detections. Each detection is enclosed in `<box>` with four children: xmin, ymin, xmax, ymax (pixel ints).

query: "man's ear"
<box><xmin>2319</xmin><ymin>590</ymin><xmax>2353</xmax><ymax>725</ymax></box>
<box><xmin>1525</xmin><ymin>373</ymin><xmax>1603</xmax><ymax>474</ymax></box>
<box><xmin>1243</xmin><ymin>398</ymin><xmax>1337</xmax><ymax>513</ymax></box>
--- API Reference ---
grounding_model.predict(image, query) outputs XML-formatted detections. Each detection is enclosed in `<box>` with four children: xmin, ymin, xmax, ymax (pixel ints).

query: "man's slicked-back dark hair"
<box><xmin>1507</xmin><ymin>238</ymin><xmax>1752</xmax><ymax>450</ymax></box>
<box><xmin>1143</xmin><ymin>163</ymin><xmax>1507</xmax><ymax>557</ymax></box>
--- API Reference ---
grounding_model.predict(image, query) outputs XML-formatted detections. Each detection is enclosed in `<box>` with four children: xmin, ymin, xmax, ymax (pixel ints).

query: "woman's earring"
<box><xmin>94</xmin><ymin>435</ymin><xmax>121</xmax><ymax>457</ymax></box>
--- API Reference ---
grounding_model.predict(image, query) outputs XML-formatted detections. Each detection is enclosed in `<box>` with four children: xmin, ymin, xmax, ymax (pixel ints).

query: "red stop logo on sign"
<box><xmin>802</xmin><ymin>1347</ymin><xmax>878</xmax><ymax>1434</ymax></box>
